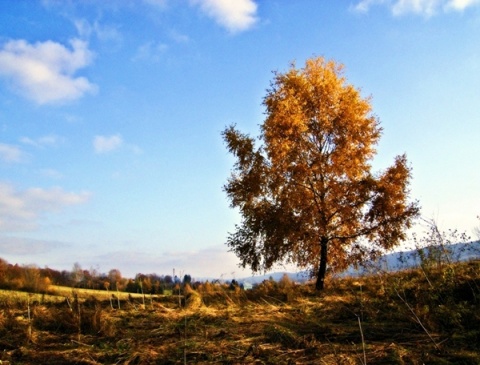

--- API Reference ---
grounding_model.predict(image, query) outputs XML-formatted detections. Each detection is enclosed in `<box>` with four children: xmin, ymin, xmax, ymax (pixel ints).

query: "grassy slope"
<box><xmin>0</xmin><ymin>260</ymin><xmax>478</xmax><ymax>365</ymax></box>
<box><xmin>49</xmin><ymin>285</ymin><xmax>162</xmax><ymax>300</ymax></box>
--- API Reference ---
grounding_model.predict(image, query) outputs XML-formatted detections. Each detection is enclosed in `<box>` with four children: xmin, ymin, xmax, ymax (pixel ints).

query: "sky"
<box><xmin>0</xmin><ymin>0</ymin><xmax>479</xmax><ymax>280</ymax></box>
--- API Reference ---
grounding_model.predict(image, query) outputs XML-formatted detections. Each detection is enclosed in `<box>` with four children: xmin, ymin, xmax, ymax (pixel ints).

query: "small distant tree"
<box><xmin>278</xmin><ymin>274</ymin><xmax>294</xmax><ymax>290</ymax></box>
<box><xmin>142</xmin><ymin>276</ymin><xmax>152</xmax><ymax>293</ymax></box>
<box><xmin>0</xmin><ymin>258</ymin><xmax>9</xmax><ymax>288</ymax></box>
<box><xmin>229</xmin><ymin>279</ymin><xmax>239</xmax><ymax>291</ymax></box>
<box><xmin>410</xmin><ymin>218</ymin><xmax>475</xmax><ymax>271</ymax></box>
<box><xmin>59</xmin><ymin>270</ymin><xmax>72</xmax><ymax>286</ymax></box>
<box><xmin>223</xmin><ymin>57</ymin><xmax>419</xmax><ymax>290</ymax></box>
<box><xmin>88</xmin><ymin>265</ymin><xmax>100</xmax><ymax>289</ymax></box>
<box><xmin>153</xmin><ymin>280</ymin><xmax>162</xmax><ymax>294</ymax></box>
<box><xmin>124</xmin><ymin>279</ymin><xmax>134</xmax><ymax>293</ymax></box>
<box><xmin>108</xmin><ymin>269</ymin><xmax>123</xmax><ymax>290</ymax></box>
<box><xmin>183</xmin><ymin>274</ymin><xmax>192</xmax><ymax>285</ymax></box>
<box><xmin>71</xmin><ymin>262</ymin><xmax>84</xmax><ymax>287</ymax></box>
<box><xmin>22</xmin><ymin>265</ymin><xmax>44</xmax><ymax>292</ymax></box>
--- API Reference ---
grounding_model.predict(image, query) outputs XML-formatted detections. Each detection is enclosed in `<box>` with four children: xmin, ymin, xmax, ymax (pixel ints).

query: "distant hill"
<box><xmin>238</xmin><ymin>271</ymin><xmax>310</xmax><ymax>285</ymax></box>
<box><xmin>238</xmin><ymin>240</ymin><xmax>480</xmax><ymax>284</ymax></box>
<box><xmin>346</xmin><ymin>240</ymin><xmax>480</xmax><ymax>276</ymax></box>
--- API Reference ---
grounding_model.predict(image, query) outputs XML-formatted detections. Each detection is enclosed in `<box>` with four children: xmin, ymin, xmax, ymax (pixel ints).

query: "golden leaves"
<box><xmin>223</xmin><ymin>56</ymin><xmax>419</xmax><ymax>285</ymax></box>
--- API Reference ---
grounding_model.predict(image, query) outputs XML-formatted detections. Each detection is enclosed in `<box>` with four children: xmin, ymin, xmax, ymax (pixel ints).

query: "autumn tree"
<box><xmin>71</xmin><ymin>262</ymin><xmax>84</xmax><ymax>287</ymax></box>
<box><xmin>0</xmin><ymin>258</ymin><xmax>9</xmax><ymax>288</ymax></box>
<box><xmin>22</xmin><ymin>264</ymin><xmax>43</xmax><ymax>292</ymax></box>
<box><xmin>222</xmin><ymin>57</ymin><xmax>419</xmax><ymax>290</ymax></box>
<box><xmin>108</xmin><ymin>268</ymin><xmax>123</xmax><ymax>290</ymax></box>
<box><xmin>183</xmin><ymin>274</ymin><xmax>192</xmax><ymax>284</ymax></box>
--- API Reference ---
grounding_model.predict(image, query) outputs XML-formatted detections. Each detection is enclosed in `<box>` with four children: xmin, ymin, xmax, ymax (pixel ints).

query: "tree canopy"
<box><xmin>222</xmin><ymin>57</ymin><xmax>419</xmax><ymax>290</ymax></box>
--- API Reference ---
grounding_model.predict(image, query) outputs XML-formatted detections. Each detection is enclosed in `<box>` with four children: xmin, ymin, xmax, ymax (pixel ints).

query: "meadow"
<box><xmin>0</xmin><ymin>260</ymin><xmax>479</xmax><ymax>364</ymax></box>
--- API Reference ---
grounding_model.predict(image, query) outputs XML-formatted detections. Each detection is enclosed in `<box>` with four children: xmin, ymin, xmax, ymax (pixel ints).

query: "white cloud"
<box><xmin>0</xmin><ymin>38</ymin><xmax>97</xmax><ymax>104</ymax></box>
<box><xmin>392</xmin><ymin>0</ymin><xmax>440</xmax><ymax>16</ymax></box>
<box><xmin>169</xmin><ymin>30</ymin><xmax>190</xmax><ymax>44</ymax></box>
<box><xmin>74</xmin><ymin>19</ymin><xmax>123</xmax><ymax>43</ymax></box>
<box><xmin>95</xmin><ymin>245</ymin><xmax>252</xmax><ymax>279</ymax></box>
<box><xmin>0</xmin><ymin>182</ymin><xmax>91</xmax><ymax>232</ymax></box>
<box><xmin>445</xmin><ymin>0</ymin><xmax>480</xmax><ymax>10</ymax></box>
<box><xmin>93</xmin><ymin>134</ymin><xmax>141</xmax><ymax>155</ymax></box>
<box><xmin>93</xmin><ymin>134</ymin><xmax>123</xmax><ymax>154</ymax></box>
<box><xmin>90</xmin><ymin>244</ymin><xmax>299</xmax><ymax>279</ymax></box>
<box><xmin>39</xmin><ymin>168</ymin><xmax>64</xmax><ymax>180</ymax></box>
<box><xmin>353</xmin><ymin>0</ymin><xmax>387</xmax><ymax>13</ymax></box>
<box><xmin>0</xmin><ymin>143</ymin><xmax>24</xmax><ymax>163</ymax></box>
<box><xmin>190</xmin><ymin>0</ymin><xmax>258</xmax><ymax>33</ymax></box>
<box><xmin>0</xmin><ymin>235</ymin><xmax>63</xmax><ymax>255</ymax></box>
<box><xmin>143</xmin><ymin>0</ymin><xmax>168</xmax><ymax>9</ymax></box>
<box><xmin>133</xmin><ymin>41</ymin><xmax>168</xmax><ymax>63</ymax></box>
<box><xmin>353</xmin><ymin>0</ymin><xmax>480</xmax><ymax>15</ymax></box>
<box><xmin>20</xmin><ymin>134</ymin><xmax>65</xmax><ymax>148</ymax></box>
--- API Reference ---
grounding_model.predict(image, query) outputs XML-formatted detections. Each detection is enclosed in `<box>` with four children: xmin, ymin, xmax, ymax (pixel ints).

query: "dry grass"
<box><xmin>49</xmin><ymin>285</ymin><xmax>159</xmax><ymax>300</ymax></box>
<box><xmin>0</xmin><ymin>260</ymin><xmax>479</xmax><ymax>364</ymax></box>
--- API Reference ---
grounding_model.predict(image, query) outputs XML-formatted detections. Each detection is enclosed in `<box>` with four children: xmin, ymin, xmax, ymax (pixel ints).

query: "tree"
<box><xmin>0</xmin><ymin>258</ymin><xmax>9</xmax><ymax>288</ymax></box>
<box><xmin>108</xmin><ymin>269</ymin><xmax>123</xmax><ymax>290</ymax></box>
<box><xmin>183</xmin><ymin>274</ymin><xmax>192</xmax><ymax>284</ymax></box>
<box><xmin>71</xmin><ymin>262</ymin><xmax>84</xmax><ymax>286</ymax></box>
<box><xmin>222</xmin><ymin>57</ymin><xmax>419</xmax><ymax>290</ymax></box>
<box><xmin>22</xmin><ymin>264</ymin><xmax>42</xmax><ymax>292</ymax></box>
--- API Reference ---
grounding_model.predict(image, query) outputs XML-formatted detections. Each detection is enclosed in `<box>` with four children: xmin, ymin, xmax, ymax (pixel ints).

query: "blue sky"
<box><xmin>0</xmin><ymin>0</ymin><xmax>479</xmax><ymax>279</ymax></box>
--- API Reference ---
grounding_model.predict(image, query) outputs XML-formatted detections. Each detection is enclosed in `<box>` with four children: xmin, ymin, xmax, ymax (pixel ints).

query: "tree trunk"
<box><xmin>315</xmin><ymin>237</ymin><xmax>328</xmax><ymax>291</ymax></box>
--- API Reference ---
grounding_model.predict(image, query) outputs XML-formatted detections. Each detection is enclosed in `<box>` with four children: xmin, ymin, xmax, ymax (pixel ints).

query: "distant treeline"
<box><xmin>0</xmin><ymin>257</ymin><xmax>191</xmax><ymax>294</ymax></box>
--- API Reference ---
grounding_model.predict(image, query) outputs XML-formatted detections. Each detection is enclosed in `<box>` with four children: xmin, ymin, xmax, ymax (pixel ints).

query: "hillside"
<box><xmin>0</xmin><ymin>259</ymin><xmax>479</xmax><ymax>364</ymax></box>
<box><xmin>238</xmin><ymin>240</ymin><xmax>480</xmax><ymax>285</ymax></box>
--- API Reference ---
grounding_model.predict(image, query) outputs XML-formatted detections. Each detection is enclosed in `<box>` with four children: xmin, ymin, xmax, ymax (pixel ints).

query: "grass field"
<box><xmin>49</xmin><ymin>285</ymin><xmax>167</xmax><ymax>300</ymax></box>
<box><xmin>0</xmin><ymin>260</ymin><xmax>479</xmax><ymax>364</ymax></box>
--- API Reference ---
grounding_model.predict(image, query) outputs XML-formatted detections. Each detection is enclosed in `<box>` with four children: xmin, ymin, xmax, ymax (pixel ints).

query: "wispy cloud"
<box><xmin>445</xmin><ymin>0</ymin><xmax>480</xmax><ymax>10</ymax></box>
<box><xmin>0</xmin><ymin>143</ymin><xmax>24</xmax><ymax>163</ymax></box>
<box><xmin>353</xmin><ymin>0</ymin><xmax>480</xmax><ymax>15</ymax></box>
<box><xmin>0</xmin><ymin>235</ymin><xmax>64</xmax><ymax>255</ymax></box>
<box><xmin>353</xmin><ymin>0</ymin><xmax>387</xmax><ymax>13</ymax></box>
<box><xmin>169</xmin><ymin>30</ymin><xmax>190</xmax><ymax>44</ymax></box>
<box><xmin>190</xmin><ymin>0</ymin><xmax>258</xmax><ymax>33</ymax></box>
<box><xmin>0</xmin><ymin>182</ymin><xmax>91</xmax><ymax>232</ymax></box>
<box><xmin>20</xmin><ymin>134</ymin><xmax>65</xmax><ymax>148</ymax></box>
<box><xmin>93</xmin><ymin>134</ymin><xmax>142</xmax><ymax>155</ymax></box>
<box><xmin>133</xmin><ymin>41</ymin><xmax>168</xmax><ymax>63</ymax></box>
<box><xmin>0</xmin><ymin>38</ymin><xmax>97</xmax><ymax>104</ymax></box>
<box><xmin>392</xmin><ymin>0</ymin><xmax>442</xmax><ymax>16</ymax></box>
<box><xmin>93</xmin><ymin>134</ymin><xmax>123</xmax><ymax>154</ymax></box>
<box><xmin>74</xmin><ymin>19</ymin><xmax>123</xmax><ymax>44</ymax></box>
<box><xmin>39</xmin><ymin>168</ymin><xmax>64</xmax><ymax>180</ymax></box>
<box><xmin>94</xmin><ymin>245</ymin><xmax>251</xmax><ymax>279</ymax></box>
<box><xmin>143</xmin><ymin>0</ymin><xmax>169</xmax><ymax>9</ymax></box>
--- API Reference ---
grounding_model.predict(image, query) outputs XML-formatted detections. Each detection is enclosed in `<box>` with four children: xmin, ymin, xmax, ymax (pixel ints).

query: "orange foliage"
<box><xmin>222</xmin><ymin>57</ymin><xmax>419</xmax><ymax>290</ymax></box>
